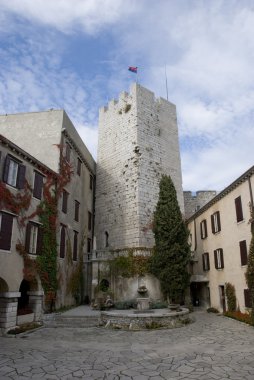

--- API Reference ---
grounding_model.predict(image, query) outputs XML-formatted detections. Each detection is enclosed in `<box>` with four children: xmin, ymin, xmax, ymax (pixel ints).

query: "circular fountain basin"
<box><xmin>100</xmin><ymin>307</ymin><xmax>190</xmax><ymax>330</ymax></box>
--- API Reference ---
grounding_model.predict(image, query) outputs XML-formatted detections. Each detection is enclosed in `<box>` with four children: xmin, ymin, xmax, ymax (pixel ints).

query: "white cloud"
<box><xmin>0</xmin><ymin>0</ymin><xmax>139</xmax><ymax>34</ymax></box>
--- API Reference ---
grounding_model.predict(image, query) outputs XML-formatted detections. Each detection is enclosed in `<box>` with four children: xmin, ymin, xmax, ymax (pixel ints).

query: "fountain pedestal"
<box><xmin>137</xmin><ymin>298</ymin><xmax>150</xmax><ymax>311</ymax></box>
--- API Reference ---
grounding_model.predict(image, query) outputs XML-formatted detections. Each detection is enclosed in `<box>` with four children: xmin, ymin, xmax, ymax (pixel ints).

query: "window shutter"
<box><xmin>0</xmin><ymin>213</ymin><xmax>14</xmax><ymax>250</ymax></box>
<box><xmin>207</xmin><ymin>253</ymin><xmax>210</xmax><ymax>270</ymax></box>
<box><xmin>3</xmin><ymin>155</ymin><xmax>11</xmax><ymax>183</ymax></box>
<box><xmin>75</xmin><ymin>201</ymin><xmax>79</xmax><ymax>222</ymax></box>
<box><xmin>244</xmin><ymin>289</ymin><xmax>251</xmax><ymax>308</ymax></box>
<box><xmin>202</xmin><ymin>254</ymin><xmax>205</xmax><ymax>271</ymax></box>
<box><xmin>60</xmin><ymin>226</ymin><xmax>66</xmax><ymax>258</ymax></box>
<box><xmin>62</xmin><ymin>190</ymin><xmax>68</xmax><ymax>213</ymax></box>
<box><xmin>240</xmin><ymin>240</ymin><xmax>248</xmax><ymax>266</ymax></box>
<box><xmin>211</xmin><ymin>215</ymin><xmax>215</xmax><ymax>234</ymax></box>
<box><xmin>204</xmin><ymin>220</ymin><xmax>207</xmax><ymax>238</ymax></box>
<box><xmin>73</xmin><ymin>231</ymin><xmax>78</xmax><ymax>261</ymax></box>
<box><xmin>77</xmin><ymin>158</ymin><xmax>82</xmax><ymax>176</ymax></box>
<box><xmin>235</xmin><ymin>196</ymin><xmax>243</xmax><ymax>222</ymax></box>
<box><xmin>33</xmin><ymin>172</ymin><xmax>44</xmax><ymax>199</ymax></box>
<box><xmin>17</xmin><ymin>164</ymin><xmax>26</xmax><ymax>189</ymax></box>
<box><xmin>25</xmin><ymin>222</ymin><xmax>32</xmax><ymax>253</ymax></box>
<box><xmin>220</xmin><ymin>248</ymin><xmax>224</xmax><ymax>268</ymax></box>
<box><xmin>217</xmin><ymin>212</ymin><xmax>221</xmax><ymax>232</ymax></box>
<box><xmin>214</xmin><ymin>250</ymin><xmax>218</xmax><ymax>269</ymax></box>
<box><xmin>36</xmin><ymin>226</ymin><xmax>43</xmax><ymax>255</ymax></box>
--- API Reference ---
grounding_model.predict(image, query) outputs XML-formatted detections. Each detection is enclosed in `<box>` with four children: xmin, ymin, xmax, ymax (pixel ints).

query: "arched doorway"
<box><xmin>0</xmin><ymin>277</ymin><xmax>9</xmax><ymax>292</ymax></box>
<box><xmin>18</xmin><ymin>279</ymin><xmax>31</xmax><ymax>313</ymax></box>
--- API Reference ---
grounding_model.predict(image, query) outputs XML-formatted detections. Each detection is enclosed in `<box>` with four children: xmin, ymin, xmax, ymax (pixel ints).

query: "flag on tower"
<box><xmin>128</xmin><ymin>66</ymin><xmax>138</xmax><ymax>73</ymax></box>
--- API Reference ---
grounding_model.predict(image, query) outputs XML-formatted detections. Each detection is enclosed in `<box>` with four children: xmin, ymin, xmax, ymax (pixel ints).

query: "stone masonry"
<box><xmin>184</xmin><ymin>190</ymin><xmax>217</xmax><ymax>220</ymax></box>
<box><xmin>95</xmin><ymin>83</ymin><xmax>184</xmax><ymax>251</ymax></box>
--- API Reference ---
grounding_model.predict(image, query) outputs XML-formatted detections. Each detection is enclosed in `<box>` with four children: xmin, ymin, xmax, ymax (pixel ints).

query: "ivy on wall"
<box><xmin>0</xmin><ymin>144</ymin><xmax>73</xmax><ymax>310</ymax></box>
<box><xmin>108</xmin><ymin>248</ymin><xmax>152</xmax><ymax>278</ymax></box>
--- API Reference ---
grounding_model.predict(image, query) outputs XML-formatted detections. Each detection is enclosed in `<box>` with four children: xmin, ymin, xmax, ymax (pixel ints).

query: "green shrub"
<box><xmin>225</xmin><ymin>282</ymin><xmax>237</xmax><ymax>312</ymax></box>
<box><xmin>207</xmin><ymin>307</ymin><xmax>219</xmax><ymax>313</ymax></box>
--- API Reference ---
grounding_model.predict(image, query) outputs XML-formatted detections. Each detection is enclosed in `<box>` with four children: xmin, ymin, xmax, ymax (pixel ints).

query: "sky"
<box><xmin>0</xmin><ymin>0</ymin><xmax>253</xmax><ymax>192</ymax></box>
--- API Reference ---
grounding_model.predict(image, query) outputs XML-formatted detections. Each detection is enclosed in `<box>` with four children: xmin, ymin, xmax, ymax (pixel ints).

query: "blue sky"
<box><xmin>0</xmin><ymin>0</ymin><xmax>253</xmax><ymax>191</ymax></box>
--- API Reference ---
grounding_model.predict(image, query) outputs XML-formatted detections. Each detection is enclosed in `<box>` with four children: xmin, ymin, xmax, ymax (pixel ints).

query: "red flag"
<box><xmin>128</xmin><ymin>66</ymin><xmax>138</xmax><ymax>73</ymax></box>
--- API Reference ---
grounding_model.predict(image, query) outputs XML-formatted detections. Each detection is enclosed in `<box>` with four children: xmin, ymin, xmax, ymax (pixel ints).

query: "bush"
<box><xmin>114</xmin><ymin>299</ymin><xmax>137</xmax><ymax>310</ymax></box>
<box><xmin>224</xmin><ymin>311</ymin><xmax>253</xmax><ymax>325</ymax></box>
<box><xmin>207</xmin><ymin>307</ymin><xmax>219</xmax><ymax>313</ymax></box>
<box><xmin>150</xmin><ymin>301</ymin><xmax>168</xmax><ymax>309</ymax></box>
<box><xmin>225</xmin><ymin>282</ymin><xmax>237</xmax><ymax>312</ymax></box>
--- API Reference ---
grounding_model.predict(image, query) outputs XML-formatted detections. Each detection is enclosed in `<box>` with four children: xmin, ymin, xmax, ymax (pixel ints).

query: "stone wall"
<box><xmin>95</xmin><ymin>83</ymin><xmax>184</xmax><ymax>251</ymax></box>
<box><xmin>184</xmin><ymin>191</ymin><xmax>217</xmax><ymax>220</ymax></box>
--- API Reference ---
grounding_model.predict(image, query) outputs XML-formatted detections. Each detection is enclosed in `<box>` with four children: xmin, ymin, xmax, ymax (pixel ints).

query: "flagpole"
<box><xmin>164</xmin><ymin>65</ymin><xmax>168</xmax><ymax>101</ymax></box>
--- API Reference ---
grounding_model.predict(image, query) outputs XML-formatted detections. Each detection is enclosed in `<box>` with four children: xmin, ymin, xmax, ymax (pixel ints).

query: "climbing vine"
<box><xmin>0</xmin><ymin>144</ymin><xmax>73</xmax><ymax>310</ymax></box>
<box><xmin>108</xmin><ymin>248</ymin><xmax>152</xmax><ymax>277</ymax></box>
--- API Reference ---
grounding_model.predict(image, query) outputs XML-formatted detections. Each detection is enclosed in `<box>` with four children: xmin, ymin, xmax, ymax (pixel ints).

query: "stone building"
<box><xmin>184</xmin><ymin>191</ymin><xmax>217</xmax><ymax>220</ymax></box>
<box><xmin>0</xmin><ymin>111</ymin><xmax>96</xmax><ymax>332</ymax></box>
<box><xmin>187</xmin><ymin>165</ymin><xmax>254</xmax><ymax>312</ymax></box>
<box><xmin>92</xmin><ymin>83</ymin><xmax>184</xmax><ymax>301</ymax></box>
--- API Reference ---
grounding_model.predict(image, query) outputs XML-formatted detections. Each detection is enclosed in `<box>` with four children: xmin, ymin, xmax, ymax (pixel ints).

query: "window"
<box><xmin>60</xmin><ymin>225</ymin><xmax>66</xmax><ymax>258</ymax></box>
<box><xmin>239</xmin><ymin>240</ymin><xmax>248</xmax><ymax>266</ymax></box>
<box><xmin>200</xmin><ymin>219</ymin><xmax>208</xmax><ymax>239</ymax></box>
<box><xmin>202</xmin><ymin>252</ymin><xmax>210</xmax><ymax>271</ymax></box>
<box><xmin>77</xmin><ymin>158</ymin><xmax>82</xmax><ymax>176</ymax></box>
<box><xmin>87</xmin><ymin>238</ymin><xmax>92</xmax><ymax>253</ymax></box>
<box><xmin>88</xmin><ymin>211</ymin><xmax>92</xmax><ymax>231</ymax></box>
<box><xmin>74</xmin><ymin>201</ymin><xmax>80</xmax><ymax>222</ymax></box>
<box><xmin>90</xmin><ymin>174</ymin><xmax>93</xmax><ymax>190</ymax></box>
<box><xmin>235</xmin><ymin>196</ymin><xmax>243</xmax><ymax>222</ymax></box>
<box><xmin>3</xmin><ymin>155</ymin><xmax>26</xmax><ymax>189</ymax></box>
<box><xmin>244</xmin><ymin>289</ymin><xmax>251</xmax><ymax>308</ymax></box>
<box><xmin>62</xmin><ymin>190</ymin><xmax>68</xmax><ymax>213</ymax></box>
<box><xmin>65</xmin><ymin>143</ymin><xmax>71</xmax><ymax>162</ymax></box>
<box><xmin>25</xmin><ymin>222</ymin><xmax>43</xmax><ymax>255</ymax></box>
<box><xmin>105</xmin><ymin>231</ymin><xmax>109</xmax><ymax>248</ymax></box>
<box><xmin>211</xmin><ymin>211</ymin><xmax>221</xmax><ymax>234</ymax></box>
<box><xmin>73</xmin><ymin>231</ymin><xmax>78</xmax><ymax>261</ymax></box>
<box><xmin>33</xmin><ymin>171</ymin><xmax>44</xmax><ymax>199</ymax></box>
<box><xmin>214</xmin><ymin>248</ymin><xmax>224</xmax><ymax>269</ymax></box>
<box><xmin>0</xmin><ymin>212</ymin><xmax>14</xmax><ymax>250</ymax></box>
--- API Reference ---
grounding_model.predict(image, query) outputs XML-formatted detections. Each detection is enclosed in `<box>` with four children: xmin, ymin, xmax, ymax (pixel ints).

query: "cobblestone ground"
<box><xmin>1</xmin><ymin>310</ymin><xmax>254</xmax><ymax>380</ymax></box>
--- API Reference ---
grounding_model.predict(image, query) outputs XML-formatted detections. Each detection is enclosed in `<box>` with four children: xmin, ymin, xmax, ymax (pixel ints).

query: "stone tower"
<box><xmin>93</xmin><ymin>83</ymin><xmax>184</xmax><ymax>299</ymax></box>
<box><xmin>95</xmin><ymin>83</ymin><xmax>184</xmax><ymax>250</ymax></box>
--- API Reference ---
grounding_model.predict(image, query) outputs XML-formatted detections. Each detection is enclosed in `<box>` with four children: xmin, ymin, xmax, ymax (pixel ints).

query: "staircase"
<box><xmin>43</xmin><ymin>306</ymin><xmax>101</xmax><ymax>328</ymax></box>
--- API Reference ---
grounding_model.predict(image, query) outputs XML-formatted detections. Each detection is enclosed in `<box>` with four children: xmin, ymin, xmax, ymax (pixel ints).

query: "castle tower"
<box><xmin>93</xmin><ymin>83</ymin><xmax>184</xmax><ymax>299</ymax></box>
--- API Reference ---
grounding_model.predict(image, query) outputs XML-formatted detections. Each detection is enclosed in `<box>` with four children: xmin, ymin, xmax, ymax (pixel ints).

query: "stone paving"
<box><xmin>1</xmin><ymin>310</ymin><xmax>254</xmax><ymax>379</ymax></box>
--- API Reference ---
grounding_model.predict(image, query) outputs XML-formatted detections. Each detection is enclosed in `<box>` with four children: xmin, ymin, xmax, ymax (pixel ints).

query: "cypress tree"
<box><xmin>150</xmin><ymin>175</ymin><xmax>191</xmax><ymax>303</ymax></box>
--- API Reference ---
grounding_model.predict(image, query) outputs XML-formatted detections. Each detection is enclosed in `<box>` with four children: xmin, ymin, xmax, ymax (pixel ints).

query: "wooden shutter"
<box><xmin>0</xmin><ymin>212</ymin><xmax>14</xmax><ymax>250</ymax></box>
<box><xmin>90</xmin><ymin>175</ymin><xmax>93</xmax><ymax>190</ymax></box>
<box><xmin>17</xmin><ymin>164</ymin><xmax>26</xmax><ymax>189</ymax></box>
<box><xmin>206</xmin><ymin>253</ymin><xmax>210</xmax><ymax>270</ymax></box>
<box><xmin>62</xmin><ymin>190</ymin><xmax>68</xmax><ymax>213</ymax></box>
<box><xmin>244</xmin><ymin>289</ymin><xmax>251</xmax><ymax>308</ymax></box>
<box><xmin>220</xmin><ymin>248</ymin><xmax>224</xmax><ymax>268</ymax></box>
<box><xmin>216</xmin><ymin>212</ymin><xmax>221</xmax><ymax>232</ymax></box>
<box><xmin>36</xmin><ymin>225</ymin><xmax>43</xmax><ymax>255</ymax></box>
<box><xmin>240</xmin><ymin>240</ymin><xmax>248</xmax><ymax>266</ymax></box>
<box><xmin>25</xmin><ymin>222</ymin><xmax>32</xmax><ymax>253</ymax></box>
<box><xmin>3</xmin><ymin>155</ymin><xmax>11</xmax><ymax>183</ymax></box>
<box><xmin>60</xmin><ymin>226</ymin><xmax>65</xmax><ymax>258</ymax></box>
<box><xmin>75</xmin><ymin>201</ymin><xmax>79</xmax><ymax>222</ymax></box>
<box><xmin>33</xmin><ymin>172</ymin><xmax>44</xmax><ymax>199</ymax></box>
<box><xmin>73</xmin><ymin>231</ymin><xmax>78</xmax><ymax>261</ymax></box>
<box><xmin>87</xmin><ymin>238</ymin><xmax>91</xmax><ymax>253</ymax></box>
<box><xmin>211</xmin><ymin>214</ymin><xmax>215</xmax><ymax>234</ymax></box>
<box><xmin>214</xmin><ymin>250</ymin><xmax>218</xmax><ymax>269</ymax></box>
<box><xmin>235</xmin><ymin>196</ymin><xmax>243</xmax><ymax>222</ymax></box>
<box><xmin>204</xmin><ymin>220</ymin><xmax>207</xmax><ymax>238</ymax></box>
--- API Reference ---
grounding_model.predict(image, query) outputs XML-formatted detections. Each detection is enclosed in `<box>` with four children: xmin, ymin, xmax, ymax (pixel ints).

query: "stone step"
<box><xmin>43</xmin><ymin>315</ymin><xmax>100</xmax><ymax>328</ymax></box>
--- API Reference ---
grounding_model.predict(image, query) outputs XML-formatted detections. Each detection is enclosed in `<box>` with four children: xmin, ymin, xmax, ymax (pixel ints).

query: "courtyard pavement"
<box><xmin>1</xmin><ymin>309</ymin><xmax>254</xmax><ymax>380</ymax></box>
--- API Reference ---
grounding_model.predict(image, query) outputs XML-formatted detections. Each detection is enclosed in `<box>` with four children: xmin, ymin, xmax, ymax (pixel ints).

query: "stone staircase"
<box><xmin>42</xmin><ymin>306</ymin><xmax>101</xmax><ymax>328</ymax></box>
